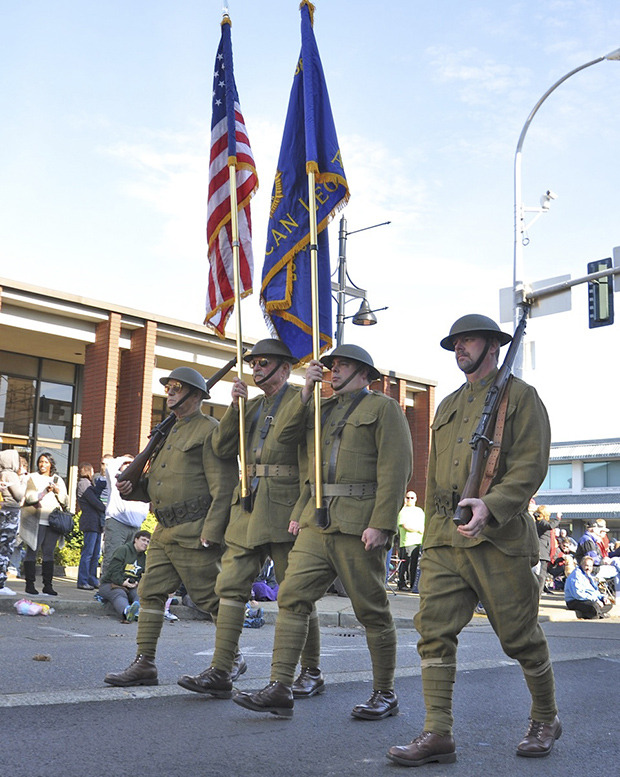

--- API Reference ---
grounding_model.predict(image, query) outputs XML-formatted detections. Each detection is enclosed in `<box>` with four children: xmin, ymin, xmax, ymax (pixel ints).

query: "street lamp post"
<box><xmin>513</xmin><ymin>47</ymin><xmax>620</xmax><ymax>378</ymax></box>
<box><xmin>333</xmin><ymin>215</ymin><xmax>389</xmax><ymax>346</ymax></box>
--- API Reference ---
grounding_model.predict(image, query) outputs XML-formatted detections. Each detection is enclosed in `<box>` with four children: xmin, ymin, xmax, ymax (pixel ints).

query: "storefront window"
<box><xmin>584</xmin><ymin>461</ymin><xmax>620</xmax><ymax>488</ymax></box>
<box><xmin>37</xmin><ymin>381</ymin><xmax>74</xmax><ymax>442</ymax></box>
<box><xmin>0</xmin><ymin>375</ymin><xmax>35</xmax><ymax>439</ymax></box>
<box><xmin>0</xmin><ymin>351</ymin><xmax>75</xmax><ymax>478</ymax></box>
<box><xmin>540</xmin><ymin>463</ymin><xmax>572</xmax><ymax>491</ymax></box>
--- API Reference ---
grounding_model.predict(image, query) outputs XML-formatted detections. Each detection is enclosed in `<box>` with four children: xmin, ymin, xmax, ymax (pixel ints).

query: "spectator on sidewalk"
<box><xmin>21</xmin><ymin>452</ymin><xmax>69</xmax><ymax>596</ymax></box>
<box><xmin>396</xmin><ymin>491</ymin><xmax>425</xmax><ymax>590</ymax></box>
<box><xmin>0</xmin><ymin>449</ymin><xmax>27</xmax><ymax>596</ymax></box>
<box><xmin>100</xmin><ymin>456</ymin><xmax>149</xmax><ymax>578</ymax></box>
<box><xmin>547</xmin><ymin>538</ymin><xmax>576</xmax><ymax>591</ymax></box>
<box><xmin>533</xmin><ymin>506</ymin><xmax>560</xmax><ymax>598</ymax></box>
<box><xmin>76</xmin><ymin>463</ymin><xmax>106</xmax><ymax>590</ymax></box>
<box><xmin>575</xmin><ymin>522</ymin><xmax>604</xmax><ymax>570</ymax></box>
<box><xmin>564</xmin><ymin>555</ymin><xmax>613</xmax><ymax>620</ymax></box>
<box><xmin>93</xmin><ymin>454</ymin><xmax>113</xmax><ymax>507</ymax></box>
<box><xmin>99</xmin><ymin>530</ymin><xmax>151</xmax><ymax>622</ymax></box>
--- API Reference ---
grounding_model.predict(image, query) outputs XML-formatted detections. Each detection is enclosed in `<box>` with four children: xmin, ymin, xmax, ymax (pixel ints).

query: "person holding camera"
<box><xmin>20</xmin><ymin>452</ymin><xmax>69</xmax><ymax>596</ymax></box>
<box><xmin>99</xmin><ymin>530</ymin><xmax>151</xmax><ymax>622</ymax></box>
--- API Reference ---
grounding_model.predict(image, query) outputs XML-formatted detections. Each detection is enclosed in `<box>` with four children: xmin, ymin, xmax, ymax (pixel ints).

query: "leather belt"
<box><xmin>311</xmin><ymin>482</ymin><xmax>377</xmax><ymax>497</ymax></box>
<box><xmin>155</xmin><ymin>494</ymin><xmax>210</xmax><ymax>528</ymax></box>
<box><xmin>246</xmin><ymin>463</ymin><xmax>299</xmax><ymax>478</ymax></box>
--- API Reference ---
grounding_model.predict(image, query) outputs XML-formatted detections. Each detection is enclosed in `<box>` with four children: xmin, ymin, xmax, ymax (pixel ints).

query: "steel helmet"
<box><xmin>242</xmin><ymin>339</ymin><xmax>296</xmax><ymax>364</ymax></box>
<box><xmin>440</xmin><ymin>314</ymin><xmax>512</xmax><ymax>351</ymax></box>
<box><xmin>159</xmin><ymin>367</ymin><xmax>209</xmax><ymax>397</ymax></box>
<box><xmin>320</xmin><ymin>344</ymin><xmax>381</xmax><ymax>382</ymax></box>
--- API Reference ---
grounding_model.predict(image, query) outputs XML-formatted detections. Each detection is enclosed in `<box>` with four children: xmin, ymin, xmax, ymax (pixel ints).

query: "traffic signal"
<box><xmin>588</xmin><ymin>258</ymin><xmax>614</xmax><ymax>328</ymax></box>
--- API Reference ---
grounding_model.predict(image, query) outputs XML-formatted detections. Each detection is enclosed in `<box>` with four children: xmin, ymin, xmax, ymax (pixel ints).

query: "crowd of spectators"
<box><xmin>532</xmin><ymin>509</ymin><xmax>619</xmax><ymax>620</ymax></box>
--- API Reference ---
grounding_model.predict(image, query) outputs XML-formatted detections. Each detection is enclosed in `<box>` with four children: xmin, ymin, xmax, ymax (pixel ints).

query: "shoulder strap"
<box><xmin>478</xmin><ymin>376</ymin><xmax>512</xmax><ymax>498</ymax></box>
<box><xmin>326</xmin><ymin>389</ymin><xmax>369</xmax><ymax>485</ymax></box>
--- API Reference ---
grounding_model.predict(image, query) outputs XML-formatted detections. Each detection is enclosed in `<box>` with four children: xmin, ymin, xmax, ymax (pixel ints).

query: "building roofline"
<box><xmin>551</xmin><ymin>438</ymin><xmax>620</xmax><ymax>447</ymax></box>
<box><xmin>0</xmin><ymin>275</ymin><xmax>436</xmax><ymax>390</ymax></box>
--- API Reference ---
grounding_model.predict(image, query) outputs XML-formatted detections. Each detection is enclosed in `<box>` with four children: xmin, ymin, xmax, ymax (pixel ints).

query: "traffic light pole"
<box><xmin>523</xmin><ymin>265</ymin><xmax>620</xmax><ymax>306</ymax></box>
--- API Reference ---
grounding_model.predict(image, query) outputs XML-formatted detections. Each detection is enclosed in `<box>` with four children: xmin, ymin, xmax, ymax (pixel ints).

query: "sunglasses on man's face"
<box><xmin>249</xmin><ymin>358</ymin><xmax>271</xmax><ymax>369</ymax></box>
<box><xmin>164</xmin><ymin>380</ymin><xmax>185</xmax><ymax>394</ymax></box>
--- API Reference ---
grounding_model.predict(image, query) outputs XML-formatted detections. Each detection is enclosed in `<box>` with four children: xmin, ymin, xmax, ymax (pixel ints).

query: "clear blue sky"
<box><xmin>2</xmin><ymin>0</ymin><xmax>620</xmax><ymax>441</ymax></box>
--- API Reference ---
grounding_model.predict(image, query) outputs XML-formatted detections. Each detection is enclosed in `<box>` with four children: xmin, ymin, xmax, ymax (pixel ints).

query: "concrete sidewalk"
<box><xmin>3</xmin><ymin>568</ymin><xmax>610</xmax><ymax>626</ymax></box>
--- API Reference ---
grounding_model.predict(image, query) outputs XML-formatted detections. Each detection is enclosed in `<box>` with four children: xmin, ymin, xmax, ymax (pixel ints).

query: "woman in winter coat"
<box><xmin>20</xmin><ymin>452</ymin><xmax>69</xmax><ymax>596</ymax></box>
<box><xmin>76</xmin><ymin>462</ymin><xmax>105</xmax><ymax>590</ymax></box>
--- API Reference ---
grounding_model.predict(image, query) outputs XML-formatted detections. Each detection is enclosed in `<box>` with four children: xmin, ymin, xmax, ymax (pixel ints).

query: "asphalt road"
<box><xmin>2</xmin><ymin>612</ymin><xmax>619</xmax><ymax>776</ymax></box>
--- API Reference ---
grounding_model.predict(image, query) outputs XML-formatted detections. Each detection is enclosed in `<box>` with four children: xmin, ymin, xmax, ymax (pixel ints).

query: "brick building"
<box><xmin>0</xmin><ymin>277</ymin><xmax>437</xmax><ymax>508</ymax></box>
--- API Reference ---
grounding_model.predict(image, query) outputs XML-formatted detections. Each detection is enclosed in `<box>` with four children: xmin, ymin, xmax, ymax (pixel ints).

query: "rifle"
<box><xmin>117</xmin><ymin>353</ymin><xmax>240</xmax><ymax>491</ymax></box>
<box><xmin>452</xmin><ymin>306</ymin><xmax>530</xmax><ymax>526</ymax></box>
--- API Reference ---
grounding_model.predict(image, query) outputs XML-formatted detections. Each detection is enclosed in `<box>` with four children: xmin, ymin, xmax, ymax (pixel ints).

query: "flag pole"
<box><xmin>228</xmin><ymin>164</ymin><xmax>251</xmax><ymax>510</ymax></box>
<box><xmin>307</xmin><ymin>170</ymin><xmax>328</xmax><ymax>526</ymax></box>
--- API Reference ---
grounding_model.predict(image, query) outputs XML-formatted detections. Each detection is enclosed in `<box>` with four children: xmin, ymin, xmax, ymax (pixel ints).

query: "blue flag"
<box><xmin>260</xmin><ymin>0</ymin><xmax>349</xmax><ymax>363</ymax></box>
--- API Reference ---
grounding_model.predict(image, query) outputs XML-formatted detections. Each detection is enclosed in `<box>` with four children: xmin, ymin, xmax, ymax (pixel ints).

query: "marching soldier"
<box><xmin>104</xmin><ymin>367</ymin><xmax>237</xmax><ymax>687</ymax></box>
<box><xmin>177</xmin><ymin>339</ymin><xmax>323</xmax><ymax>699</ymax></box>
<box><xmin>233</xmin><ymin>344</ymin><xmax>413</xmax><ymax>720</ymax></box>
<box><xmin>388</xmin><ymin>314</ymin><xmax>560</xmax><ymax>767</ymax></box>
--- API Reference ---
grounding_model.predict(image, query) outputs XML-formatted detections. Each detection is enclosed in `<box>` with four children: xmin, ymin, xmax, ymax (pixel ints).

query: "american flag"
<box><xmin>204</xmin><ymin>16</ymin><xmax>258</xmax><ymax>336</ymax></box>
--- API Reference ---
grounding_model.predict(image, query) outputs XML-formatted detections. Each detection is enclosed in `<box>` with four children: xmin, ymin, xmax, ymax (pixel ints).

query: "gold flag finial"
<box><xmin>300</xmin><ymin>1</ymin><xmax>315</xmax><ymax>27</ymax></box>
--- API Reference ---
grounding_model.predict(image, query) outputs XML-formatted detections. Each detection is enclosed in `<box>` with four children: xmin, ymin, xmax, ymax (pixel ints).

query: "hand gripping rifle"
<box><xmin>452</xmin><ymin>306</ymin><xmax>530</xmax><ymax>526</ymax></box>
<box><xmin>117</xmin><ymin>354</ymin><xmax>240</xmax><ymax>492</ymax></box>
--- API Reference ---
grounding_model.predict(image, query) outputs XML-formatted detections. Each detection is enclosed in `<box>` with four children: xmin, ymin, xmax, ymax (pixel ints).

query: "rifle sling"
<box><xmin>478</xmin><ymin>377</ymin><xmax>512</xmax><ymax>498</ymax></box>
<box><xmin>245</xmin><ymin>383</ymin><xmax>289</xmax><ymax>500</ymax></box>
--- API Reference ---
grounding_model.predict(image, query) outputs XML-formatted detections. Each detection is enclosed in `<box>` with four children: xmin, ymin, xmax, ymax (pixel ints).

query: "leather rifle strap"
<box><xmin>326</xmin><ymin>388</ymin><xmax>369</xmax><ymax>485</ymax></box>
<box><xmin>247</xmin><ymin>383</ymin><xmax>288</xmax><ymax>496</ymax></box>
<box><xmin>478</xmin><ymin>377</ymin><xmax>512</xmax><ymax>498</ymax></box>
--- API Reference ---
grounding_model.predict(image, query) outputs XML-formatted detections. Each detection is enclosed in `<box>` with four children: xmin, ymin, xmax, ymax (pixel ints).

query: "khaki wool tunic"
<box><xmin>211</xmin><ymin>384</ymin><xmax>306</xmax><ymax>548</ymax></box>
<box><xmin>424</xmin><ymin>368</ymin><xmax>550</xmax><ymax>561</ymax></box>
<box><xmin>143</xmin><ymin>410</ymin><xmax>237</xmax><ymax>546</ymax></box>
<box><xmin>277</xmin><ymin>389</ymin><xmax>413</xmax><ymax>536</ymax></box>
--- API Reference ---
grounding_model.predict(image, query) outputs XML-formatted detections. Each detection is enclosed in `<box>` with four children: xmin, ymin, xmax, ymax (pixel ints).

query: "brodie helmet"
<box><xmin>242</xmin><ymin>339</ymin><xmax>297</xmax><ymax>364</ymax></box>
<box><xmin>320</xmin><ymin>344</ymin><xmax>381</xmax><ymax>382</ymax></box>
<box><xmin>159</xmin><ymin>367</ymin><xmax>209</xmax><ymax>397</ymax></box>
<box><xmin>440</xmin><ymin>314</ymin><xmax>512</xmax><ymax>351</ymax></box>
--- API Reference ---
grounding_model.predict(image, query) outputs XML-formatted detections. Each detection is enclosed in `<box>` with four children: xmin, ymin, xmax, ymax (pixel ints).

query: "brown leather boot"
<box><xmin>177</xmin><ymin>667</ymin><xmax>233</xmax><ymax>698</ymax></box>
<box><xmin>516</xmin><ymin>716</ymin><xmax>562</xmax><ymax>757</ymax></box>
<box><xmin>104</xmin><ymin>655</ymin><xmax>158</xmax><ymax>687</ymax></box>
<box><xmin>292</xmin><ymin>667</ymin><xmax>325</xmax><ymax>698</ymax></box>
<box><xmin>232</xmin><ymin>681</ymin><xmax>294</xmax><ymax>718</ymax></box>
<box><xmin>387</xmin><ymin>732</ymin><xmax>457</xmax><ymax>766</ymax></box>
<box><xmin>351</xmin><ymin>689</ymin><xmax>399</xmax><ymax>720</ymax></box>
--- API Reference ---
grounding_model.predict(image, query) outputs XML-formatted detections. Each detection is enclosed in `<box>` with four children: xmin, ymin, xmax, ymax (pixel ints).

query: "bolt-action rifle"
<box><xmin>117</xmin><ymin>354</ymin><xmax>240</xmax><ymax>491</ymax></box>
<box><xmin>452</xmin><ymin>306</ymin><xmax>530</xmax><ymax>526</ymax></box>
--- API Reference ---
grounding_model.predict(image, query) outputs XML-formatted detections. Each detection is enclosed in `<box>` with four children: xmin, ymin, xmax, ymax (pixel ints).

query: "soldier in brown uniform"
<box><xmin>233</xmin><ymin>344</ymin><xmax>413</xmax><ymax>720</ymax></box>
<box><xmin>104</xmin><ymin>367</ymin><xmax>237</xmax><ymax>687</ymax></box>
<box><xmin>388</xmin><ymin>315</ymin><xmax>560</xmax><ymax>767</ymax></box>
<box><xmin>177</xmin><ymin>339</ymin><xmax>323</xmax><ymax>699</ymax></box>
